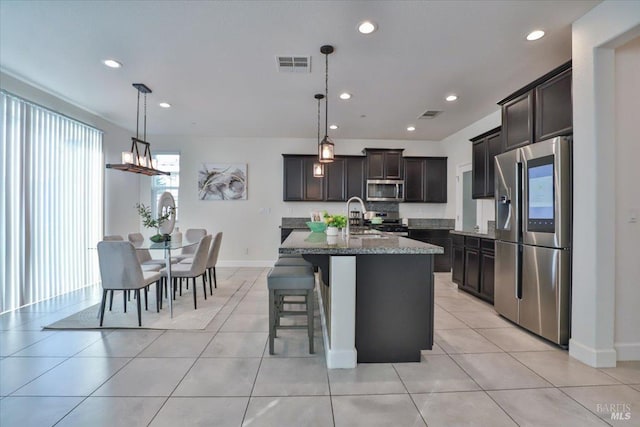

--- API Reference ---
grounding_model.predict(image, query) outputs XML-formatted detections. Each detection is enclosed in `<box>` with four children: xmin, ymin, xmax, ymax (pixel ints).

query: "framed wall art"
<box><xmin>198</xmin><ymin>163</ymin><xmax>247</xmax><ymax>200</ymax></box>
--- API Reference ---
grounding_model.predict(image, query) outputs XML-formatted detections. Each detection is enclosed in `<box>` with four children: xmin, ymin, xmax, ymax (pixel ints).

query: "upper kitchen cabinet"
<box><xmin>404</xmin><ymin>157</ymin><xmax>447</xmax><ymax>203</ymax></box>
<box><xmin>498</xmin><ymin>61</ymin><xmax>572</xmax><ymax>152</ymax></box>
<box><xmin>324</xmin><ymin>158</ymin><xmax>346</xmax><ymax>201</ymax></box>
<box><xmin>501</xmin><ymin>91</ymin><xmax>533</xmax><ymax>151</ymax></box>
<box><xmin>364</xmin><ymin>149</ymin><xmax>404</xmax><ymax>179</ymax></box>
<box><xmin>283</xmin><ymin>155</ymin><xmax>323</xmax><ymax>201</ymax></box>
<box><xmin>471</xmin><ymin>127</ymin><xmax>501</xmax><ymax>199</ymax></box>
<box><xmin>535</xmin><ymin>67</ymin><xmax>572</xmax><ymax>141</ymax></box>
<box><xmin>345</xmin><ymin>156</ymin><xmax>365</xmax><ymax>199</ymax></box>
<box><xmin>282</xmin><ymin>154</ymin><xmax>364</xmax><ymax>202</ymax></box>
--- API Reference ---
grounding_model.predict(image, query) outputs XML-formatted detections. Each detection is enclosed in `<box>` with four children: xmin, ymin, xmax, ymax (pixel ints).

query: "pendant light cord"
<box><xmin>317</xmin><ymin>96</ymin><xmax>321</xmax><ymax>144</ymax></box>
<box><xmin>143</xmin><ymin>92</ymin><xmax>147</xmax><ymax>142</ymax></box>
<box><xmin>324</xmin><ymin>50</ymin><xmax>329</xmax><ymax>138</ymax></box>
<box><xmin>135</xmin><ymin>90</ymin><xmax>140</xmax><ymax>140</ymax></box>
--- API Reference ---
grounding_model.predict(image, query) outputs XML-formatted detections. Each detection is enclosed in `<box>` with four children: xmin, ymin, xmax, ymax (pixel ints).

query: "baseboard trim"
<box><xmin>217</xmin><ymin>260</ymin><xmax>275</xmax><ymax>268</ymax></box>
<box><xmin>614</xmin><ymin>342</ymin><xmax>640</xmax><ymax>361</ymax></box>
<box><xmin>569</xmin><ymin>338</ymin><xmax>617</xmax><ymax>367</ymax></box>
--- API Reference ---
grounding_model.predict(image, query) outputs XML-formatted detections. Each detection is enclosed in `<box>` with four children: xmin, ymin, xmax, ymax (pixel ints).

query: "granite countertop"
<box><xmin>280</xmin><ymin>230</ymin><xmax>444</xmax><ymax>255</ymax></box>
<box><xmin>449</xmin><ymin>230</ymin><xmax>496</xmax><ymax>240</ymax></box>
<box><xmin>408</xmin><ymin>226</ymin><xmax>454</xmax><ymax>230</ymax></box>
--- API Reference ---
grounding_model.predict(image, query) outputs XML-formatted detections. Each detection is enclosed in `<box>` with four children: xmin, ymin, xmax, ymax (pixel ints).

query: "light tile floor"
<box><xmin>1</xmin><ymin>269</ymin><xmax>638</xmax><ymax>426</ymax></box>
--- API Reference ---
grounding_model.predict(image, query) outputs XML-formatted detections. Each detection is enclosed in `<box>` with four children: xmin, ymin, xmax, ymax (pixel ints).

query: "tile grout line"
<box><xmin>239</xmin><ymin>273</ymin><xmax>270</xmax><ymax>427</ymax></box>
<box><xmin>445</xmin><ymin>350</ymin><xmax>522</xmax><ymax>427</ymax></box>
<box><xmin>392</xmin><ymin>364</ymin><xmax>429</xmax><ymax>426</ymax></box>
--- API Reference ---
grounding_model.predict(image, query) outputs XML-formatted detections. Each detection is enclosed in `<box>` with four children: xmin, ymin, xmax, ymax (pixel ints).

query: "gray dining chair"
<box><xmin>161</xmin><ymin>234</ymin><xmax>211</xmax><ymax>309</ymax></box>
<box><xmin>97</xmin><ymin>241</ymin><xmax>162</xmax><ymax>326</ymax></box>
<box><xmin>103</xmin><ymin>235</ymin><xmax>124</xmax><ymax>241</ymax></box>
<box><xmin>174</xmin><ymin>228</ymin><xmax>207</xmax><ymax>262</ymax></box>
<box><xmin>127</xmin><ymin>233</ymin><xmax>179</xmax><ymax>269</ymax></box>
<box><xmin>181</xmin><ymin>231</ymin><xmax>223</xmax><ymax>295</ymax></box>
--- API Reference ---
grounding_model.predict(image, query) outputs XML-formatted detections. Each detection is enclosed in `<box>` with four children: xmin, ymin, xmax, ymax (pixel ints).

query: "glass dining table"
<box><xmin>132</xmin><ymin>238</ymin><xmax>198</xmax><ymax>318</ymax></box>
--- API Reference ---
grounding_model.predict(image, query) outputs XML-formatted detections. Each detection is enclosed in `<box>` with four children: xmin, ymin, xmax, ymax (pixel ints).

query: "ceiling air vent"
<box><xmin>276</xmin><ymin>56</ymin><xmax>311</xmax><ymax>73</ymax></box>
<box><xmin>419</xmin><ymin>110</ymin><xmax>443</xmax><ymax>119</ymax></box>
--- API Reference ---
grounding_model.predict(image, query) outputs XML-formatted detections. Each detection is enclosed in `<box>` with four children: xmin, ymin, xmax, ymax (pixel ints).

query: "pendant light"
<box><xmin>319</xmin><ymin>45</ymin><xmax>335</xmax><ymax>163</ymax></box>
<box><xmin>313</xmin><ymin>93</ymin><xmax>325</xmax><ymax>177</ymax></box>
<box><xmin>106</xmin><ymin>83</ymin><xmax>169</xmax><ymax>176</ymax></box>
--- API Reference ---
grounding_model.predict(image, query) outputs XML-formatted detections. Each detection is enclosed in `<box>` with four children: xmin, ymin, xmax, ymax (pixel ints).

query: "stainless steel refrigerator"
<box><xmin>494</xmin><ymin>136</ymin><xmax>572</xmax><ymax>346</ymax></box>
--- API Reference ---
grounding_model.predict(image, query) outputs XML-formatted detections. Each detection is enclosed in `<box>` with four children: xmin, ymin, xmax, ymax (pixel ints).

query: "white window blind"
<box><xmin>0</xmin><ymin>91</ymin><xmax>103</xmax><ymax>313</ymax></box>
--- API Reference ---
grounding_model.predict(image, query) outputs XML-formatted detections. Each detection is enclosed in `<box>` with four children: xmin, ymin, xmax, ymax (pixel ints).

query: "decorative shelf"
<box><xmin>106</xmin><ymin>163</ymin><xmax>170</xmax><ymax>176</ymax></box>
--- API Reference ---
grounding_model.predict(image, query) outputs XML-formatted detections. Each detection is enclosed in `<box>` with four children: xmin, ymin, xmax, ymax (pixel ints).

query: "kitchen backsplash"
<box><xmin>407</xmin><ymin>218</ymin><xmax>455</xmax><ymax>229</ymax></box>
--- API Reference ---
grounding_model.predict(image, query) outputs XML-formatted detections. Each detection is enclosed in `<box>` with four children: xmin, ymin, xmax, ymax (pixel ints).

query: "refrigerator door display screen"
<box><xmin>527</xmin><ymin>156</ymin><xmax>555</xmax><ymax>233</ymax></box>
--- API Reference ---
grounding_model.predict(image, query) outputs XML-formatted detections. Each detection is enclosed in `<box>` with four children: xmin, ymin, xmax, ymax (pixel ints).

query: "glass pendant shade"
<box><xmin>313</xmin><ymin>162</ymin><xmax>325</xmax><ymax>177</ymax></box>
<box><xmin>122</xmin><ymin>151</ymin><xmax>134</xmax><ymax>164</ymax></box>
<box><xmin>319</xmin><ymin>136</ymin><xmax>335</xmax><ymax>163</ymax></box>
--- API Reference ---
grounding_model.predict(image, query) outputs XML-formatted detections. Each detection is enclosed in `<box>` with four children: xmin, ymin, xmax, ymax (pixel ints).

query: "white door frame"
<box><xmin>455</xmin><ymin>162</ymin><xmax>472</xmax><ymax>231</ymax></box>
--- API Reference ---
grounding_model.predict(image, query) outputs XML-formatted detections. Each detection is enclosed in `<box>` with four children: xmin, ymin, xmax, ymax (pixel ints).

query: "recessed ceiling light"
<box><xmin>358</xmin><ymin>21</ymin><xmax>377</xmax><ymax>34</ymax></box>
<box><xmin>103</xmin><ymin>59</ymin><xmax>122</xmax><ymax>68</ymax></box>
<box><xmin>339</xmin><ymin>92</ymin><xmax>352</xmax><ymax>100</ymax></box>
<box><xmin>159</xmin><ymin>102</ymin><xmax>171</xmax><ymax>108</ymax></box>
<box><xmin>526</xmin><ymin>30</ymin><xmax>545</xmax><ymax>41</ymax></box>
<box><xmin>445</xmin><ymin>94</ymin><xmax>458</xmax><ymax>102</ymax></box>
<box><xmin>407</xmin><ymin>126</ymin><xmax>416</xmax><ymax>132</ymax></box>
<box><xmin>329</xmin><ymin>124</ymin><xmax>339</xmax><ymax>130</ymax></box>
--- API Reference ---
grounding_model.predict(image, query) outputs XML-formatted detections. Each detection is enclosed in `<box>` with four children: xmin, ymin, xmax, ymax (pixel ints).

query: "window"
<box><xmin>151</xmin><ymin>153</ymin><xmax>180</xmax><ymax>221</ymax></box>
<box><xmin>0</xmin><ymin>90</ymin><xmax>103</xmax><ymax>313</ymax></box>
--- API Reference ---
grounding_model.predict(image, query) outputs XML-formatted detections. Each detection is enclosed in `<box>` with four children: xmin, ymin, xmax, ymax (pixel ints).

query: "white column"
<box><xmin>570</xmin><ymin>1</ymin><xmax>640</xmax><ymax>367</ymax></box>
<box><xmin>326</xmin><ymin>256</ymin><xmax>357</xmax><ymax>369</ymax></box>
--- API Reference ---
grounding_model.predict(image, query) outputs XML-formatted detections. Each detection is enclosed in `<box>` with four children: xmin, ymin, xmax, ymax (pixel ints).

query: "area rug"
<box><xmin>43</xmin><ymin>280</ymin><xmax>245</xmax><ymax>330</ymax></box>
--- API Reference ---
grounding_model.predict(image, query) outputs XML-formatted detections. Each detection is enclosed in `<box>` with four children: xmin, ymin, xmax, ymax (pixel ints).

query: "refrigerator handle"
<box><xmin>516</xmin><ymin>245</ymin><xmax>523</xmax><ymax>300</ymax></box>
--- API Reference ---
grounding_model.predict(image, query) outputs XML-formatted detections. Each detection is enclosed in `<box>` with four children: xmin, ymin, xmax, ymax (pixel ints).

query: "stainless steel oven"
<box><xmin>366</xmin><ymin>179</ymin><xmax>405</xmax><ymax>202</ymax></box>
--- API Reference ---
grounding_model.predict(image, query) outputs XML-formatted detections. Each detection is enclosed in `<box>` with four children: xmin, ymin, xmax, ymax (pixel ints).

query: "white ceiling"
<box><xmin>0</xmin><ymin>0</ymin><xmax>599</xmax><ymax>141</ymax></box>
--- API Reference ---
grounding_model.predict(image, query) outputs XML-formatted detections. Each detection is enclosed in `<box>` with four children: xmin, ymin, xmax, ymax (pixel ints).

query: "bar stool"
<box><xmin>274</xmin><ymin>256</ymin><xmax>313</xmax><ymax>267</ymax></box>
<box><xmin>267</xmin><ymin>266</ymin><xmax>315</xmax><ymax>355</ymax></box>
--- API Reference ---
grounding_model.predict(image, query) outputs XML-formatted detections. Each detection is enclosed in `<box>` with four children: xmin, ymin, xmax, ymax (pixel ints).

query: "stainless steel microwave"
<box><xmin>366</xmin><ymin>179</ymin><xmax>405</xmax><ymax>202</ymax></box>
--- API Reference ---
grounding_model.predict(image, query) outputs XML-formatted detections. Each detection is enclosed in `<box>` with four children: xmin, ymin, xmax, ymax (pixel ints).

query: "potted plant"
<box><xmin>323</xmin><ymin>212</ymin><xmax>347</xmax><ymax>236</ymax></box>
<box><xmin>136</xmin><ymin>203</ymin><xmax>175</xmax><ymax>243</ymax></box>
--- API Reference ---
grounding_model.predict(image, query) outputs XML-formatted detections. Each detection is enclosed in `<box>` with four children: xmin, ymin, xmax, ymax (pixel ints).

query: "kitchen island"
<box><xmin>280</xmin><ymin>230</ymin><xmax>443</xmax><ymax>368</ymax></box>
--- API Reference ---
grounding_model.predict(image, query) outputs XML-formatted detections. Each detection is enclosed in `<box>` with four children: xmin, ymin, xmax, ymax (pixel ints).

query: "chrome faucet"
<box><xmin>345</xmin><ymin>196</ymin><xmax>367</xmax><ymax>236</ymax></box>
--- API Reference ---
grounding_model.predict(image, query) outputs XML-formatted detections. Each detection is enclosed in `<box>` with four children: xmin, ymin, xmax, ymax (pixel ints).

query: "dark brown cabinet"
<box><xmin>471</xmin><ymin>127</ymin><xmax>501</xmax><ymax>199</ymax></box>
<box><xmin>407</xmin><ymin>229</ymin><xmax>451</xmax><ymax>272</ymax></box>
<box><xmin>283</xmin><ymin>154</ymin><xmax>364</xmax><ymax>202</ymax></box>
<box><xmin>464</xmin><ymin>248</ymin><xmax>480</xmax><ymax>293</ymax></box>
<box><xmin>451</xmin><ymin>234</ymin><xmax>465</xmax><ymax>285</ymax></box>
<box><xmin>345</xmin><ymin>156</ymin><xmax>365</xmax><ymax>199</ymax></box>
<box><xmin>364</xmin><ymin>149</ymin><xmax>404</xmax><ymax>180</ymax></box>
<box><xmin>403</xmin><ymin>157</ymin><xmax>447</xmax><ymax>203</ymax></box>
<box><xmin>324</xmin><ymin>158</ymin><xmax>346</xmax><ymax>201</ymax></box>
<box><xmin>450</xmin><ymin>232</ymin><xmax>495</xmax><ymax>303</ymax></box>
<box><xmin>480</xmin><ymin>245</ymin><xmax>495</xmax><ymax>300</ymax></box>
<box><xmin>499</xmin><ymin>61</ymin><xmax>572</xmax><ymax>152</ymax></box>
<box><xmin>535</xmin><ymin>68</ymin><xmax>572</xmax><ymax>142</ymax></box>
<box><xmin>502</xmin><ymin>91</ymin><xmax>533</xmax><ymax>152</ymax></box>
<box><xmin>283</xmin><ymin>155</ymin><xmax>324</xmax><ymax>201</ymax></box>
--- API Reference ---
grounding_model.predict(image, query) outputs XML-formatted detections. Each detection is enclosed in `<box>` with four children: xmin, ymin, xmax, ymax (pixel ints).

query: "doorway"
<box><xmin>456</xmin><ymin>163</ymin><xmax>476</xmax><ymax>231</ymax></box>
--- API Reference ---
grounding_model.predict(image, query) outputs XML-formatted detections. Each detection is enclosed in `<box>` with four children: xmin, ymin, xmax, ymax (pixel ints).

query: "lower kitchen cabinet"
<box><xmin>464</xmin><ymin>248</ymin><xmax>480</xmax><ymax>293</ymax></box>
<box><xmin>480</xmin><ymin>250</ymin><xmax>495</xmax><ymax>300</ymax></box>
<box><xmin>450</xmin><ymin>232</ymin><xmax>495</xmax><ymax>303</ymax></box>
<box><xmin>407</xmin><ymin>229</ymin><xmax>451</xmax><ymax>272</ymax></box>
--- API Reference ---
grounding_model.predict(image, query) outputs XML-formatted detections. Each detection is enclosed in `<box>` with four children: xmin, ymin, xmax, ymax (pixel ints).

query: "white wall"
<box><xmin>140</xmin><ymin>136</ymin><xmax>453</xmax><ymax>265</ymax></box>
<box><xmin>614</xmin><ymin>35</ymin><xmax>640</xmax><ymax>361</ymax></box>
<box><xmin>440</xmin><ymin>109</ymin><xmax>501</xmax><ymax>231</ymax></box>
<box><xmin>571</xmin><ymin>0</ymin><xmax>640</xmax><ymax>367</ymax></box>
<box><xmin>0</xmin><ymin>71</ymin><xmax>140</xmax><ymax>237</ymax></box>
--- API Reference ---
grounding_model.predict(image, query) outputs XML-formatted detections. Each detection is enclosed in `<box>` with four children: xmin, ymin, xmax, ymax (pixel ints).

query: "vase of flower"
<box><xmin>323</xmin><ymin>212</ymin><xmax>347</xmax><ymax>236</ymax></box>
<box><xmin>136</xmin><ymin>203</ymin><xmax>175</xmax><ymax>243</ymax></box>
